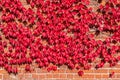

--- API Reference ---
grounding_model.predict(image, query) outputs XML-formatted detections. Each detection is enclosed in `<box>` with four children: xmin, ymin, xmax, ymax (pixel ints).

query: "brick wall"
<box><xmin>0</xmin><ymin>0</ymin><xmax>120</xmax><ymax>80</ymax></box>
<box><xmin>1</xmin><ymin>63</ymin><xmax>120</xmax><ymax>80</ymax></box>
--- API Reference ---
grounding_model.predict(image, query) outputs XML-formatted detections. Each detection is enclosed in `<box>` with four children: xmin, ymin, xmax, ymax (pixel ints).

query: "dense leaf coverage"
<box><xmin>0</xmin><ymin>0</ymin><xmax>120</xmax><ymax>76</ymax></box>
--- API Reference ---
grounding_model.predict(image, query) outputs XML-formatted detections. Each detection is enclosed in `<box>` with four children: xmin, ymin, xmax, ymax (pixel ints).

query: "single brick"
<box><xmin>58</xmin><ymin>65</ymin><xmax>67</xmax><ymax>69</ymax></box>
<box><xmin>67</xmin><ymin>73</ymin><xmax>73</xmax><ymax>79</ymax></box>
<box><xmin>83</xmin><ymin>70</ymin><xmax>94</xmax><ymax>73</ymax></box>
<box><xmin>57</xmin><ymin>69</ymin><xmax>66</xmax><ymax>73</ymax></box>
<box><xmin>73</xmin><ymin>74</ymin><xmax>82</xmax><ymax>79</ymax></box>
<box><xmin>19</xmin><ymin>68</ymin><xmax>25</xmax><ymax>73</ymax></box>
<box><xmin>81</xmin><ymin>74</ymin><xmax>95</xmax><ymax>78</ymax></box>
<box><xmin>32</xmin><ymin>74</ymin><xmax>39</xmax><ymax>80</ymax></box>
<box><xmin>19</xmin><ymin>65</ymin><xmax>25</xmax><ymax>68</ymax></box>
<box><xmin>103</xmin><ymin>63</ymin><xmax>110</xmax><ymax>68</ymax></box>
<box><xmin>66</xmin><ymin>69</ymin><xmax>77</xmax><ymax>73</ymax></box>
<box><xmin>0</xmin><ymin>69</ymin><xmax>8</xmax><ymax>74</ymax></box>
<box><xmin>71</xmin><ymin>78</ymin><xmax>87</xmax><ymax>80</ymax></box>
<box><xmin>36</xmin><ymin>68</ymin><xmax>48</xmax><ymax>73</ymax></box>
<box><xmin>3</xmin><ymin>74</ymin><xmax>10</xmax><ymax>80</ymax></box>
<box><xmin>101</xmin><ymin>0</ymin><xmax>106</xmax><ymax>6</ymax></box>
<box><xmin>0</xmin><ymin>74</ymin><xmax>2</xmax><ymax>79</ymax></box>
<box><xmin>38</xmin><ymin>74</ymin><xmax>46</xmax><ymax>79</ymax></box>
<box><xmin>53</xmin><ymin>73</ymin><xmax>60</xmax><ymax>78</ymax></box>
<box><xmin>24</xmin><ymin>73</ymin><xmax>32</xmax><ymax>79</ymax></box>
<box><xmin>94</xmin><ymin>74</ymin><xmax>102</xmax><ymax>78</ymax></box>
<box><xmin>115</xmin><ymin>64</ymin><xmax>120</xmax><ymax>68</ymax></box>
<box><xmin>94</xmin><ymin>69</ymin><xmax>108</xmax><ymax>73</ymax></box>
<box><xmin>115</xmin><ymin>74</ymin><xmax>120</xmax><ymax>78</ymax></box>
<box><xmin>46</xmin><ymin>73</ymin><xmax>53</xmax><ymax>78</ymax></box>
<box><xmin>18</xmin><ymin>74</ymin><xmax>23</xmax><ymax>80</ymax></box>
<box><xmin>59</xmin><ymin>73</ymin><xmax>67</xmax><ymax>78</ymax></box>
<box><xmin>101</xmin><ymin>74</ymin><xmax>109</xmax><ymax>78</ymax></box>
<box><xmin>109</xmin><ymin>69</ymin><xmax>120</xmax><ymax>73</ymax></box>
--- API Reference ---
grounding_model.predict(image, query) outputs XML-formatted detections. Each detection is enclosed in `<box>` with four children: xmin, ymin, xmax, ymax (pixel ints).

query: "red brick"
<box><xmin>0</xmin><ymin>74</ymin><xmax>2</xmax><ymax>79</ymax></box>
<box><xmin>101</xmin><ymin>0</ymin><xmax>106</xmax><ymax>6</ymax></box>
<box><xmin>59</xmin><ymin>74</ymin><xmax>67</xmax><ymax>78</ymax></box>
<box><xmin>72</xmin><ymin>79</ymin><xmax>83</xmax><ymax>80</ymax></box>
<box><xmin>46</xmin><ymin>73</ymin><xmax>53</xmax><ymax>78</ymax></box>
<box><xmin>36</xmin><ymin>68</ymin><xmax>48</xmax><ymax>73</ymax></box>
<box><xmin>81</xmin><ymin>74</ymin><xmax>95</xmax><ymax>78</ymax></box>
<box><xmin>3</xmin><ymin>74</ymin><xmax>10</xmax><ymax>80</ymax></box>
<box><xmin>58</xmin><ymin>69</ymin><xmax>66</xmax><ymax>73</ymax></box>
<box><xmin>19</xmin><ymin>65</ymin><xmax>25</xmax><ymax>68</ymax></box>
<box><xmin>57</xmin><ymin>79</ymin><xmax>70</xmax><ymax>80</ymax></box>
<box><xmin>24</xmin><ymin>73</ymin><xmax>32</xmax><ymax>79</ymax></box>
<box><xmin>19</xmin><ymin>68</ymin><xmax>24</xmax><ymax>73</ymax></box>
<box><xmin>67</xmin><ymin>74</ymin><xmax>73</xmax><ymax>79</ymax></box>
<box><xmin>116</xmin><ymin>74</ymin><xmax>120</xmax><ymax>78</ymax></box>
<box><xmin>109</xmin><ymin>69</ymin><xmax>120</xmax><ymax>73</ymax></box>
<box><xmin>94</xmin><ymin>69</ymin><xmax>108</xmax><ymax>73</ymax></box>
<box><xmin>66</xmin><ymin>69</ymin><xmax>77</xmax><ymax>73</ymax></box>
<box><xmin>103</xmin><ymin>63</ymin><xmax>110</xmax><ymax>68</ymax></box>
<box><xmin>83</xmin><ymin>70</ymin><xmax>94</xmax><ymax>73</ymax></box>
<box><xmin>102</xmin><ymin>74</ymin><xmax>109</xmax><ymax>78</ymax></box>
<box><xmin>73</xmin><ymin>74</ymin><xmax>82</xmax><ymax>79</ymax></box>
<box><xmin>1</xmin><ymin>1</ymin><xmax>120</xmax><ymax>80</ymax></box>
<box><xmin>38</xmin><ymin>74</ymin><xmax>46</xmax><ymax>79</ymax></box>
<box><xmin>111</xmin><ymin>79</ymin><xmax>120</xmax><ymax>80</ymax></box>
<box><xmin>18</xmin><ymin>74</ymin><xmax>23</xmax><ymax>80</ymax></box>
<box><xmin>94</xmin><ymin>74</ymin><xmax>102</xmax><ymax>78</ymax></box>
<box><xmin>0</xmin><ymin>69</ymin><xmax>8</xmax><ymax>74</ymax></box>
<box><xmin>53</xmin><ymin>73</ymin><xmax>60</xmax><ymax>78</ymax></box>
<box><xmin>32</xmin><ymin>74</ymin><xmax>39</xmax><ymax>80</ymax></box>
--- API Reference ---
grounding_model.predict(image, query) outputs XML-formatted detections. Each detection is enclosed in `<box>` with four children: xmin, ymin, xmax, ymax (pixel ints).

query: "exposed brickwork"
<box><xmin>1</xmin><ymin>64</ymin><xmax>120</xmax><ymax>80</ymax></box>
<box><xmin>0</xmin><ymin>0</ymin><xmax>120</xmax><ymax>80</ymax></box>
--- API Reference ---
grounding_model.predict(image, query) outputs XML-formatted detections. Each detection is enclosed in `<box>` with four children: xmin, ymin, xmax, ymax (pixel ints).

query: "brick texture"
<box><xmin>0</xmin><ymin>0</ymin><xmax>120</xmax><ymax>80</ymax></box>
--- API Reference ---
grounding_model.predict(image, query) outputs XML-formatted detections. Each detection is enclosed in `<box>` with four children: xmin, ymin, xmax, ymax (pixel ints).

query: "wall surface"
<box><xmin>0</xmin><ymin>0</ymin><xmax>120</xmax><ymax>80</ymax></box>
